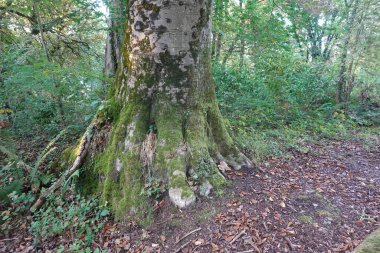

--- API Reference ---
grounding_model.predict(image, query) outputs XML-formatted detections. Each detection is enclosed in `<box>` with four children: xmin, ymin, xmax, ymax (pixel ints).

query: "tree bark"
<box><xmin>32</xmin><ymin>0</ymin><xmax>50</xmax><ymax>62</ymax></box>
<box><xmin>104</xmin><ymin>0</ymin><xmax>124</xmax><ymax>76</ymax></box>
<box><xmin>336</xmin><ymin>0</ymin><xmax>359</xmax><ymax>104</ymax></box>
<box><xmin>215</xmin><ymin>32</ymin><xmax>222</xmax><ymax>61</ymax></box>
<box><xmin>239</xmin><ymin>0</ymin><xmax>244</xmax><ymax>69</ymax></box>
<box><xmin>80</xmin><ymin>0</ymin><xmax>252</xmax><ymax>219</ymax></box>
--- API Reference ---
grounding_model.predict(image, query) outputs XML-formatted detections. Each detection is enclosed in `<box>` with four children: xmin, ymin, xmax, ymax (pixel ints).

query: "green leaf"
<box><xmin>99</xmin><ymin>209</ymin><xmax>110</xmax><ymax>217</ymax></box>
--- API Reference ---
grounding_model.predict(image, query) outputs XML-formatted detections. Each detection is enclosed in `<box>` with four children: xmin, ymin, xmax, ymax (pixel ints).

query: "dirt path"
<box><xmin>136</xmin><ymin>139</ymin><xmax>380</xmax><ymax>253</ymax></box>
<box><xmin>1</xmin><ymin>139</ymin><xmax>379</xmax><ymax>252</ymax></box>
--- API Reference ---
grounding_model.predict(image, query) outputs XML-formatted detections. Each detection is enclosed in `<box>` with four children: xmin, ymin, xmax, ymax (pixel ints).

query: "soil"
<box><xmin>1</xmin><ymin>138</ymin><xmax>379</xmax><ymax>253</ymax></box>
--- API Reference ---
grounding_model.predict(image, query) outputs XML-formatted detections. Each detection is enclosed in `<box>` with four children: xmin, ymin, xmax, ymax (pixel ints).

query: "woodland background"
<box><xmin>0</xmin><ymin>0</ymin><xmax>379</xmax><ymax>252</ymax></box>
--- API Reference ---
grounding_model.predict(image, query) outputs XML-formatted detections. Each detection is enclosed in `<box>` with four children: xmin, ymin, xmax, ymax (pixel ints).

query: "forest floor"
<box><xmin>1</xmin><ymin>132</ymin><xmax>379</xmax><ymax>253</ymax></box>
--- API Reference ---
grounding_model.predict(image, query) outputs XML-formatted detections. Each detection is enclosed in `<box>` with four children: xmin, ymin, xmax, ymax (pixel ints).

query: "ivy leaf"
<box><xmin>100</xmin><ymin>209</ymin><xmax>110</xmax><ymax>217</ymax></box>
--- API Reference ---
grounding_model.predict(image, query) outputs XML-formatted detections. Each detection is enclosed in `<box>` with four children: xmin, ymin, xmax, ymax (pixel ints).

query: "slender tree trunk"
<box><xmin>79</xmin><ymin>0</ymin><xmax>252</xmax><ymax>219</ymax></box>
<box><xmin>344</xmin><ymin>59</ymin><xmax>355</xmax><ymax>102</ymax></box>
<box><xmin>342</xmin><ymin>2</ymin><xmax>368</xmax><ymax>103</ymax></box>
<box><xmin>239</xmin><ymin>39</ymin><xmax>245</xmax><ymax>69</ymax></box>
<box><xmin>211</xmin><ymin>30</ymin><xmax>216</xmax><ymax>57</ymax></box>
<box><xmin>215</xmin><ymin>32</ymin><xmax>222</xmax><ymax>61</ymax></box>
<box><xmin>222</xmin><ymin>38</ymin><xmax>237</xmax><ymax>66</ymax></box>
<box><xmin>32</xmin><ymin>0</ymin><xmax>66</xmax><ymax>121</ymax></box>
<box><xmin>104</xmin><ymin>19</ymin><xmax>121</xmax><ymax>76</ymax></box>
<box><xmin>336</xmin><ymin>0</ymin><xmax>359</xmax><ymax>104</ymax></box>
<box><xmin>213</xmin><ymin>0</ymin><xmax>223</xmax><ymax>62</ymax></box>
<box><xmin>336</xmin><ymin>36</ymin><xmax>351</xmax><ymax>104</ymax></box>
<box><xmin>239</xmin><ymin>0</ymin><xmax>244</xmax><ymax>69</ymax></box>
<box><xmin>104</xmin><ymin>0</ymin><xmax>123</xmax><ymax>76</ymax></box>
<box><xmin>32</xmin><ymin>0</ymin><xmax>50</xmax><ymax>62</ymax></box>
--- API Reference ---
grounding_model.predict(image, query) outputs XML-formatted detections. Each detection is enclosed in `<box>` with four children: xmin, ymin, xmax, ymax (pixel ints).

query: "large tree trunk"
<box><xmin>82</xmin><ymin>0</ymin><xmax>252</xmax><ymax>219</ymax></box>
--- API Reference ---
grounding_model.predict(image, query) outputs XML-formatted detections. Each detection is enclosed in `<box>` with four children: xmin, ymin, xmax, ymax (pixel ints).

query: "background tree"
<box><xmin>285</xmin><ymin>0</ymin><xmax>340</xmax><ymax>62</ymax></box>
<box><xmin>0</xmin><ymin>0</ymin><xmax>105</xmax><ymax>135</ymax></box>
<box><xmin>335</xmin><ymin>0</ymin><xmax>380</xmax><ymax>104</ymax></box>
<box><xmin>103</xmin><ymin>0</ymin><xmax>126</xmax><ymax>76</ymax></box>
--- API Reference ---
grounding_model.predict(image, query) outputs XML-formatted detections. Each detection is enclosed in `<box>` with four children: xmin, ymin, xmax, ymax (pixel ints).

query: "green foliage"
<box><xmin>347</xmin><ymin>104</ymin><xmax>380</xmax><ymax>126</ymax></box>
<box><xmin>30</xmin><ymin>194</ymin><xmax>109</xmax><ymax>250</ymax></box>
<box><xmin>210</xmin><ymin>0</ymin><xmax>379</xmax><ymax>163</ymax></box>
<box><xmin>1</xmin><ymin>192</ymin><xmax>35</xmax><ymax>237</ymax></box>
<box><xmin>0</xmin><ymin>0</ymin><xmax>379</xmax><ymax>250</ymax></box>
<box><xmin>213</xmin><ymin>55</ymin><xmax>375</xmax><ymax>161</ymax></box>
<box><xmin>0</xmin><ymin>45</ymin><xmax>104</xmax><ymax>136</ymax></box>
<box><xmin>0</xmin><ymin>127</ymin><xmax>72</xmax><ymax>202</ymax></box>
<box><xmin>0</xmin><ymin>0</ymin><xmax>106</xmax><ymax>146</ymax></box>
<box><xmin>0</xmin><ymin>162</ymin><xmax>25</xmax><ymax>202</ymax></box>
<box><xmin>214</xmin><ymin>56</ymin><xmax>335</xmax><ymax>129</ymax></box>
<box><xmin>140</xmin><ymin>178</ymin><xmax>167</xmax><ymax>201</ymax></box>
<box><xmin>192</xmin><ymin>157</ymin><xmax>217</xmax><ymax>183</ymax></box>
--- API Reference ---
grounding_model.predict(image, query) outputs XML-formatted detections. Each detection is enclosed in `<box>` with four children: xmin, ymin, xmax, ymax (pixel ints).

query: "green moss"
<box><xmin>298</xmin><ymin>214</ymin><xmax>313</xmax><ymax>224</ymax></box>
<box><xmin>209</xmin><ymin>171</ymin><xmax>227</xmax><ymax>189</ymax></box>
<box><xmin>96</xmin><ymin>98</ymin><xmax>121</xmax><ymax>122</ymax></box>
<box><xmin>354</xmin><ymin>228</ymin><xmax>380</xmax><ymax>253</ymax></box>
<box><xmin>51</xmin><ymin>145</ymin><xmax>79</xmax><ymax>173</ymax></box>
<box><xmin>169</xmin><ymin>171</ymin><xmax>193</xmax><ymax>198</ymax></box>
<box><xmin>78</xmin><ymin>99</ymin><xmax>152</xmax><ymax>221</ymax></box>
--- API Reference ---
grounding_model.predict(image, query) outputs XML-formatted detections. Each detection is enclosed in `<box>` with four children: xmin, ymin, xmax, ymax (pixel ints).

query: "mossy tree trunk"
<box><xmin>87</xmin><ymin>0</ymin><xmax>253</xmax><ymax>219</ymax></box>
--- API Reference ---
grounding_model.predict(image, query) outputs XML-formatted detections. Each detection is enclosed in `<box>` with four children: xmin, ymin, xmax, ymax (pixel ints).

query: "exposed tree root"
<box><xmin>30</xmin><ymin>118</ymin><xmax>98</xmax><ymax>212</ymax></box>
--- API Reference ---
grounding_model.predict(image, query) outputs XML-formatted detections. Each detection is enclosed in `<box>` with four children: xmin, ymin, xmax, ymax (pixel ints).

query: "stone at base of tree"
<box><xmin>169</xmin><ymin>188</ymin><xmax>196</xmax><ymax>208</ymax></box>
<box><xmin>199</xmin><ymin>179</ymin><xmax>213</xmax><ymax>197</ymax></box>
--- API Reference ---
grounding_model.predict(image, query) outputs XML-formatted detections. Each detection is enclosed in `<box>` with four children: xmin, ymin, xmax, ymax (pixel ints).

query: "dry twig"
<box><xmin>174</xmin><ymin>240</ymin><xmax>191</xmax><ymax>253</ymax></box>
<box><xmin>175</xmin><ymin>227</ymin><xmax>202</xmax><ymax>245</ymax></box>
<box><xmin>230</xmin><ymin>230</ymin><xmax>246</xmax><ymax>244</ymax></box>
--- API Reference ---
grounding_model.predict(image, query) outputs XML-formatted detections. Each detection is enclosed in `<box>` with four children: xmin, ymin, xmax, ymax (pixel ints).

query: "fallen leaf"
<box><xmin>274</xmin><ymin>213</ymin><xmax>281</xmax><ymax>220</ymax></box>
<box><xmin>250</xmin><ymin>199</ymin><xmax>258</xmax><ymax>204</ymax></box>
<box><xmin>211</xmin><ymin>243</ymin><xmax>220</xmax><ymax>251</ymax></box>
<box><xmin>194</xmin><ymin>238</ymin><xmax>205</xmax><ymax>246</ymax></box>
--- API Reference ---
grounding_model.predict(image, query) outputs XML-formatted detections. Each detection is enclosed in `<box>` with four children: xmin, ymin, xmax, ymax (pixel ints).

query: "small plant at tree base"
<box><xmin>192</xmin><ymin>157</ymin><xmax>216</xmax><ymax>183</ymax></box>
<box><xmin>140</xmin><ymin>178</ymin><xmax>167</xmax><ymax>201</ymax></box>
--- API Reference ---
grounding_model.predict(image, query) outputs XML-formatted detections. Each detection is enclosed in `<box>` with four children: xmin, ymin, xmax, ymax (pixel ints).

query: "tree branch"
<box><xmin>0</xmin><ymin>6</ymin><xmax>35</xmax><ymax>23</ymax></box>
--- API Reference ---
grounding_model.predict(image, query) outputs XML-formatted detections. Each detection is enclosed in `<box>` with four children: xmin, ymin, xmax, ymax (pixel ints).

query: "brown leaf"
<box><xmin>250</xmin><ymin>199</ymin><xmax>258</xmax><ymax>204</ymax></box>
<box><xmin>274</xmin><ymin>213</ymin><xmax>281</xmax><ymax>220</ymax></box>
<box><xmin>239</xmin><ymin>191</ymin><xmax>250</xmax><ymax>197</ymax></box>
<box><xmin>194</xmin><ymin>238</ymin><xmax>205</xmax><ymax>245</ymax></box>
<box><xmin>211</xmin><ymin>243</ymin><xmax>220</xmax><ymax>251</ymax></box>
